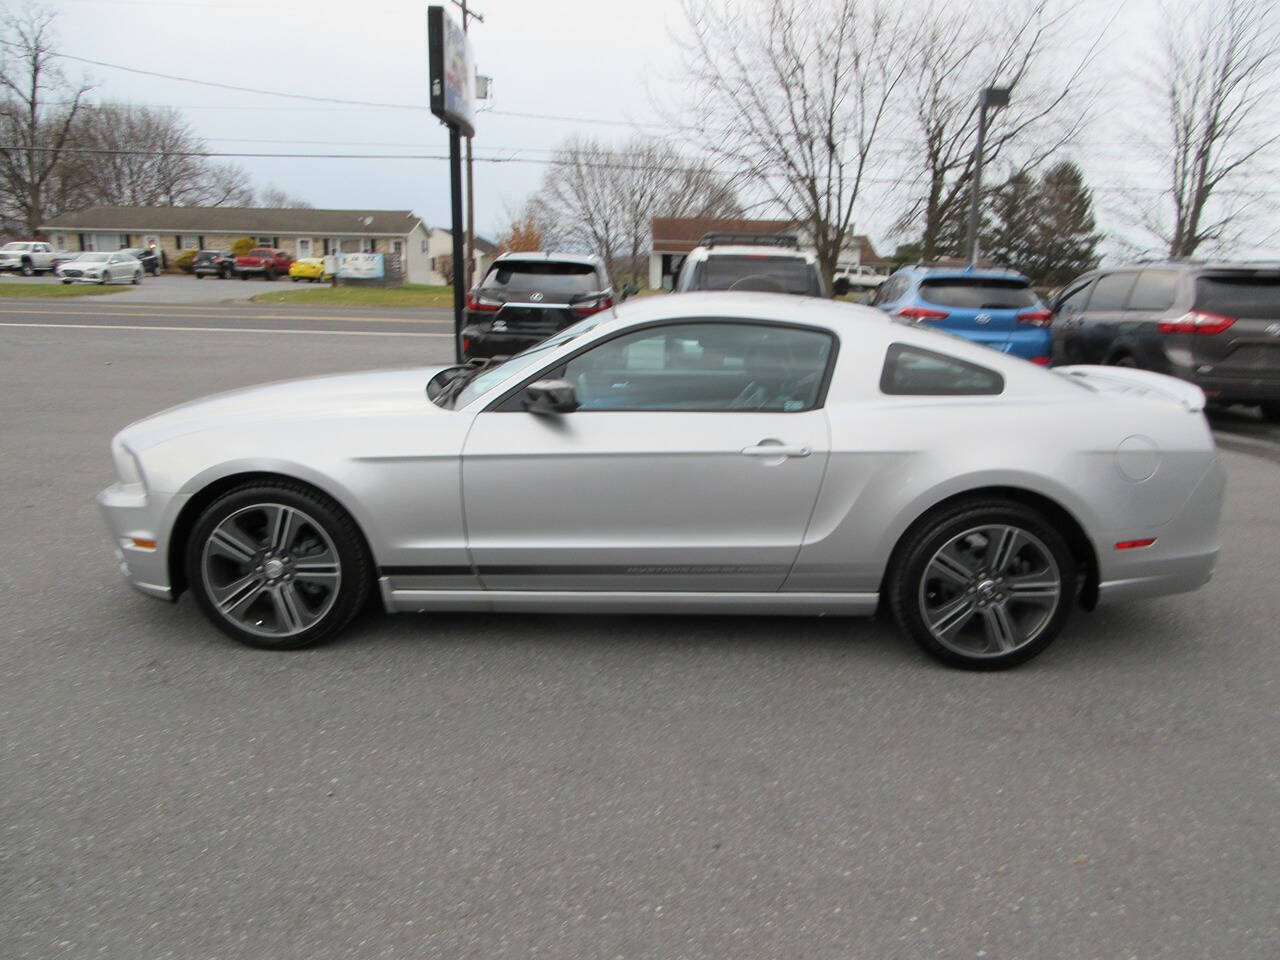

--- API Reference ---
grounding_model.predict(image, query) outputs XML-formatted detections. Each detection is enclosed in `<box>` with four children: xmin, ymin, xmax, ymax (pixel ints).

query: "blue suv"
<box><xmin>871</xmin><ymin>266</ymin><xmax>1053</xmax><ymax>364</ymax></box>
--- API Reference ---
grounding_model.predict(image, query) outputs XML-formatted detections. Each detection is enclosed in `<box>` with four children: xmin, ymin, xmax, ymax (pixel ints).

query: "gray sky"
<box><xmin>27</xmin><ymin>0</ymin><xmax>1280</xmax><ymax>260</ymax></box>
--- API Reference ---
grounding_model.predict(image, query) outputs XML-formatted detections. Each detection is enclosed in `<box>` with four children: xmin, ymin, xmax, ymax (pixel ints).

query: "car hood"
<box><xmin>118</xmin><ymin>365</ymin><xmax>449</xmax><ymax>451</ymax></box>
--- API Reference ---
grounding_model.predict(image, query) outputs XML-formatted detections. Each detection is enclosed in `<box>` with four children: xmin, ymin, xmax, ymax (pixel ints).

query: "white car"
<box><xmin>98</xmin><ymin>292</ymin><xmax>1223</xmax><ymax>668</ymax></box>
<box><xmin>0</xmin><ymin>241</ymin><xmax>58</xmax><ymax>276</ymax></box>
<box><xmin>56</xmin><ymin>252</ymin><xmax>144</xmax><ymax>285</ymax></box>
<box><xmin>833</xmin><ymin>264</ymin><xmax>887</xmax><ymax>296</ymax></box>
<box><xmin>673</xmin><ymin>234</ymin><xmax>826</xmax><ymax>296</ymax></box>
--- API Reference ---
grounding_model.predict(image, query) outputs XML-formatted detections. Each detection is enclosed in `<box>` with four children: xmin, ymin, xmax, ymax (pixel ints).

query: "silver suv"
<box><xmin>674</xmin><ymin>233</ymin><xmax>826</xmax><ymax>297</ymax></box>
<box><xmin>1052</xmin><ymin>261</ymin><xmax>1280</xmax><ymax>421</ymax></box>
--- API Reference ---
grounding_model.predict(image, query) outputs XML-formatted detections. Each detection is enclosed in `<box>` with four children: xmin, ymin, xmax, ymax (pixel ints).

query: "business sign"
<box><xmin>337</xmin><ymin>253</ymin><xmax>385</xmax><ymax>279</ymax></box>
<box><xmin>427</xmin><ymin>6</ymin><xmax>475</xmax><ymax>137</ymax></box>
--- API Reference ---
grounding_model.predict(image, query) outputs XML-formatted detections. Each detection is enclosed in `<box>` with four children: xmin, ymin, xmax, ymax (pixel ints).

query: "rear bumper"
<box><xmin>461</xmin><ymin>324</ymin><xmax>551</xmax><ymax>359</ymax></box>
<box><xmin>1094</xmin><ymin>456</ymin><xmax>1224</xmax><ymax>606</ymax></box>
<box><xmin>940</xmin><ymin>326</ymin><xmax>1053</xmax><ymax>360</ymax></box>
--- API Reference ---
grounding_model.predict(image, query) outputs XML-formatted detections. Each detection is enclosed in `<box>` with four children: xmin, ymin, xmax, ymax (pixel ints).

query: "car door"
<box><xmin>1051</xmin><ymin>277</ymin><xmax>1095</xmax><ymax>363</ymax></box>
<box><xmin>461</xmin><ymin>320</ymin><xmax>836</xmax><ymax>592</ymax></box>
<box><xmin>1079</xmin><ymin>271</ymin><xmax>1138</xmax><ymax>363</ymax></box>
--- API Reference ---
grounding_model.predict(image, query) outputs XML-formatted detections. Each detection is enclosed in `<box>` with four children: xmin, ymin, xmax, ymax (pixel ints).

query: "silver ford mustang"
<box><xmin>99</xmin><ymin>293</ymin><xmax>1224</xmax><ymax>668</ymax></box>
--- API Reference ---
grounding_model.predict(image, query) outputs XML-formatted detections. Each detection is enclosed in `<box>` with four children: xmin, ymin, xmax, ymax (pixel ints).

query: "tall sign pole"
<box><xmin>456</xmin><ymin>1</ymin><xmax>483</xmax><ymax>295</ymax></box>
<box><xmin>428</xmin><ymin>5</ymin><xmax>477</xmax><ymax>363</ymax></box>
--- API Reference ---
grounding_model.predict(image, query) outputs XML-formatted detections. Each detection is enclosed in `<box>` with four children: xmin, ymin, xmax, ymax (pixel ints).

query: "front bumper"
<box><xmin>97</xmin><ymin>482</ymin><xmax>183</xmax><ymax>602</ymax></box>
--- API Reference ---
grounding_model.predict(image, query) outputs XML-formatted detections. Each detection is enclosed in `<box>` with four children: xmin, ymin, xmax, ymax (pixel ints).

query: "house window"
<box><xmin>176</xmin><ymin>235</ymin><xmax>199</xmax><ymax>251</ymax></box>
<box><xmin>421</xmin><ymin>238</ymin><xmax>429</xmax><ymax>253</ymax></box>
<box><xmin>297</xmin><ymin>238</ymin><xmax>312</xmax><ymax>257</ymax></box>
<box><xmin>83</xmin><ymin>234</ymin><xmax>97</xmax><ymax>251</ymax></box>
<box><xmin>392</xmin><ymin>240</ymin><xmax>403</xmax><ymax>257</ymax></box>
<box><xmin>256</xmin><ymin>236</ymin><xmax>278</xmax><ymax>248</ymax></box>
<box><xmin>53</xmin><ymin>234</ymin><xmax>67</xmax><ymax>252</ymax></box>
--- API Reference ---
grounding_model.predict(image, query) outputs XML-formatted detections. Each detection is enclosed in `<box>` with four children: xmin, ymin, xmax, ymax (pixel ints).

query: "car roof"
<box><xmin>687</xmin><ymin>245</ymin><xmax>817</xmax><ymax>262</ymax></box>
<box><xmin>492</xmin><ymin>251</ymin><xmax>602</xmax><ymax>266</ymax></box>
<box><xmin>898</xmin><ymin>265</ymin><xmax>1030</xmax><ymax>283</ymax></box>
<box><xmin>1078</xmin><ymin>260</ymin><xmax>1280</xmax><ymax>274</ymax></box>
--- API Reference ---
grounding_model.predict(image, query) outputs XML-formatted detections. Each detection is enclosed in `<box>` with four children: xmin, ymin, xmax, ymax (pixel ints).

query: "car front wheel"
<box><xmin>20</xmin><ymin>260</ymin><xmax>33</xmax><ymax>277</ymax></box>
<box><xmin>185</xmin><ymin>481</ymin><xmax>371</xmax><ymax>650</ymax></box>
<box><xmin>132</xmin><ymin>271</ymin><xmax>142</xmax><ymax>284</ymax></box>
<box><xmin>888</xmin><ymin>499</ymin><xmax>1076</xmax><ymax>669</ymax></box>
<box><xmin>100</xmin><ymin>271</ymin><xmax>109</xmax><ymax>285</ymax></box>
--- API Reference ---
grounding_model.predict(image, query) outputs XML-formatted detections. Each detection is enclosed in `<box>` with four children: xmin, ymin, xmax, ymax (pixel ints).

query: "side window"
<box><xmin>1086</xmin><ymin>272</ymin><xmax>1137</xmax><ymax>311</ymax></box>
<box><xmin>1054</xmin><ymin>280</ymin><xmax>1093</xmax><ymax>320</ymax></box>
<box><xmin>1126</xmin><ymin>270</ymin><xmax>1179</xmax><ymax>312</ymax></box>
<box><xmin>558</xmin><ymin>322</ymin><xmax>835</xmax><ymax>412</ymax></box>
<box><xmin>880</xmin><ymin>343</ymin><xmax>1004</xmax><ymax>396</ymax></box>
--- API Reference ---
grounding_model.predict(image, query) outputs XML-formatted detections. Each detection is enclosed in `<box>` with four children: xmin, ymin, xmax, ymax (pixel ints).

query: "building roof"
<box><xmin>40</xmin><ymin>206</ymin><xmax>424</xmax><ymax>237</ymax></box>
<box><xmin>652</xmin><ymin>215</ymin><xmax>889</xmax><ymax>266</ymax></box>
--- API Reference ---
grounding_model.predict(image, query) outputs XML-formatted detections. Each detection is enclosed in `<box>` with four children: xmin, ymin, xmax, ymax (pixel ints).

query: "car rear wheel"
<box><xmin>240</xmin><ymin>271</ymin><xmax>248</xmax><ymax>280</ymax></box>
<box><xmin>888</xmin><ymin>499</ymin><xmax>1076</xmax><ymax>669</ymax></box>
<box><xmin>265</xmin><ymin>268</ymin><xmax>276</xmax><ymax>281</ymax></box>
<box><xmin>61</xmin><ymin>279</ymin><xmax>72</xmax><ymax>285</ymax></box>
<box><xmin>185</xmin><ymin>481</ymin><xmax>371</xmax><ymax>650</ymax></box>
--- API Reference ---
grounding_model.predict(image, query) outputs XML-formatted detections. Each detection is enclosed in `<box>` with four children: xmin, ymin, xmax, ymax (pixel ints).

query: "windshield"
<box><xmin>450</xmin><ymin>315</ymin><xmax>608</xmax><ymax>408</ymax></box>
<box><xmin>699</xmin><ymin>255</ymin><xmax>822</xmax><ymax>295</ymax></box>
<box><xmin>919</xmin><ymin>277</ymin><xmax>1037</xmax><ymax>309</ymax></box>
<box><xmin>77</xmin><ymin>253</ymin><xmax>110</xmax><ymax>262</ymax></box>
<box><xmin>2</xmin><ymin>243</ymin><xmax>26</xmax><ymax>251</ymax></box>
<box><xmin>479</xmin><ymin>261</ymin><xmax>599</xmax><ymax>298</ymax></box>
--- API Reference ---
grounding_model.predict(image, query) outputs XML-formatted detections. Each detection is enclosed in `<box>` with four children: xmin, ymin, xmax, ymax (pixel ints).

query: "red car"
<box><xmin>235</xmin><ymin>247</ymin><xmax>293</xmax><ymax>281</ymax></box>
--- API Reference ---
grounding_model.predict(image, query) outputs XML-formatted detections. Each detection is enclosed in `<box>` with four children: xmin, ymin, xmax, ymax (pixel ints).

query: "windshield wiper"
<box><xmin>436</xmin><ymin>357</ymin><xmax>497</xmax><ymax>407</ymax></box>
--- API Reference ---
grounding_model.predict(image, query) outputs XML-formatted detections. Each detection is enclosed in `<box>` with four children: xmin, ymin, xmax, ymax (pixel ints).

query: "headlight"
<box><xmin>111</xmin><ymin>438</ymin><xmax>146</xmax><ymax>489</ymax></box>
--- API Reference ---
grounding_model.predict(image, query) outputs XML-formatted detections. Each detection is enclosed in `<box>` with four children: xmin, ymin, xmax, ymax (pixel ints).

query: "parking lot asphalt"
<box><xmin>2</xmin><ymin>322</ymin><xmax>1277</xmax><ymax>959</ymax></box>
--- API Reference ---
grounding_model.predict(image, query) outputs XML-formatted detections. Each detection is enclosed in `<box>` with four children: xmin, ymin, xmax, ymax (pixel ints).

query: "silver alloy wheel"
<box><xmin>918</xmin><ymin>524</ymin><xmax>1062</xmax><ymax>658</ymax></box>
<box><xmin>200</xmin><ymin>502</ymin><xmax>342</xmax><ymax>639</ymax></box>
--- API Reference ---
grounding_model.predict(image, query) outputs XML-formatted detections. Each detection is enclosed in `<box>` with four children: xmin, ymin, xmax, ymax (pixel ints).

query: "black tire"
<box><xmin>264</xmin><ymin>268</ymin><xmax>276</xmax><ymax>281</ymax></box>
<box><xmin>100</xmin><ymin>270</ymin><xmax>109</xmax><ymax>285</ymax></box>
<box><xmin>888</xmin><ymin>498</ymin><xmax>1076</xmax><ymax>669</ymax></box>
<box><xmin>1261</xmin><ymin>402</ymin><xmax>1280</xmax><ymax>423</ymax></box>
<box><xmin>195</xmin><ymin>273</ymin><xmax>203</xmax><ymax>279</ymax></box>
<box><xmin>20</xmin><ymin>259</ymin><xmax>33</xmax><ymax>277</ymax></box>
<box><xmin>62</xmin><ymin>279</ymin><xmax>72</xmax><ymax>285</ymax></box>
<box><xmin>132</xmin><ymin>271</ymin><xmax>141</xmax><ymax>285</ymax></box>
<box><xmin>1109</xmin><ymin>353</ymin><xmax>1139</xmax><ymax>368</ymax></box>
<box><xmin>291</xmin><ymin>276</ymin><xmax>299</xmax><ymax>282</ymax></box>
<box><xmin>185</xmin><ymin>480</ymin><xmax>372</xmax><ymax>650</ymax></box>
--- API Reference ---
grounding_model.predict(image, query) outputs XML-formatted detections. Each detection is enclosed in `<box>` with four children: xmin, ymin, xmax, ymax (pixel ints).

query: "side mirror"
<box><xmin>523</xmin><ymin>378</ymin><xmax>579</xmax><ymax>414</ymax></box>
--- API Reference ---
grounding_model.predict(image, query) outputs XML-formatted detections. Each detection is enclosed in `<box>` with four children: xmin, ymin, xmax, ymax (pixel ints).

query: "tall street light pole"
<box><xmin>965</xmin><ymin>86</ymin><xmax>1010</xmax><ymax>267</ymax></box>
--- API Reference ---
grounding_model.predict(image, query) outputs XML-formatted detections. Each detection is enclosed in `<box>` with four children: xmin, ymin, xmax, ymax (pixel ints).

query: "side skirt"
<box><xmin>378</xmin><ymin>578</ymin><xmax>879</xmax><ymax>616</ymax></box>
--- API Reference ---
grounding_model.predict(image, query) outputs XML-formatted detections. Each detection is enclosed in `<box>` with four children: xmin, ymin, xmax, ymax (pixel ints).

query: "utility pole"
<box><xmin>966</xmin><ymin>86</ymin><xmax>1010</xmax><ymax>267</ymax></box>
<box><xmin>454</xmin><ymin>0</ymin><xmax>483</xmax><ymax>292</ymax></box>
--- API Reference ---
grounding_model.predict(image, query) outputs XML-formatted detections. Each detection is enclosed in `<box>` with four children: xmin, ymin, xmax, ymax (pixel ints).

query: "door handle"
<box><xmin>741</xmin><ymin>441</ymin><xmax>811</xmax><ymax>458</ymax></box>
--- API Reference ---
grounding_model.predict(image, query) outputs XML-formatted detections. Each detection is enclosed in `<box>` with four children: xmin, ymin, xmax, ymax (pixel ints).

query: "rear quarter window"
<box><xmin>880</xmin><ymin>344</ymin><xmax>1004</xmax><ymax>396</ymax></box>
<box><xmin>1194</xmin><ymin>274</ymin><xmax>1280</xmax><ymax>319</ymax></box>
<box><xmin>918</xmin><ymin>278</ymin><xmax>1037</xmax><ymax>309</ymax></box>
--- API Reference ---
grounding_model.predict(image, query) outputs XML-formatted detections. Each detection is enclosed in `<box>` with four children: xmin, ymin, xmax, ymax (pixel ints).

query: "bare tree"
<box><xmin>1141</xmin><ymin>0</ymin><xmax>1280</xmax><ymax>258</ymax></box>
<box><xmin>677</xmin><ymin>0</ymin><xmax>910</xmax><ymax>287</ymax></box>
<box><xmin>531</xmin><ymin>135</ymin><xmax>740</xmax><ymax>282</ymax></box>
<box><xmin>0</xmin><ymin>7</ymin><xmax>90</xmax><ymax>237</ymax></box>
<box><xmin>257</xmin><ymin>184</ymin><xmax>313</xmax><ymax>208</ymax></box>
<box><xmin>894</xmin><ymin>0</ymin><xmax>1101</xmax><ymax>261</ymax></box>
<box><xmin>72</xmin><ymin>103</ymin><xmax>254</xmax><ymax>208</ymax></box>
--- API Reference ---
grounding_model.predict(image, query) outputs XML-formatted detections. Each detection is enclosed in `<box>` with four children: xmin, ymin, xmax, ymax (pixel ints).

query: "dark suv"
<box><xmin>463</xmin><ymin>253</ymin><xmax>614</xmax><ymax>360</ymax></box>
<box><xmin>1051</xmin><ymin>262</ymin><xmax>1280</xmax><ymax>420</ymax></box>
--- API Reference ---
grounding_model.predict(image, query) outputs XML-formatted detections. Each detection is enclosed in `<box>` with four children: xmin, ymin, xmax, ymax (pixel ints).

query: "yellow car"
<box><xmin>289</xmin><ymin>258</ymin><xmax>331</xmax><ymax>282</ymax></box>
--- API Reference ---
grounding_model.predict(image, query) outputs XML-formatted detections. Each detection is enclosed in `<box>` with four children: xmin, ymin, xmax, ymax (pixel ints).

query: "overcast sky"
<box><xmin>25</xmin><ymin>0</ymin><xmax>1280</xmax><ymax>260</ymax></box>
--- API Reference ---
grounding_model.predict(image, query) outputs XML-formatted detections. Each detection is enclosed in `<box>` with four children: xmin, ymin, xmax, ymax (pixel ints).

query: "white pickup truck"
<box><xmin>0</xmin><ymin>241</ymin><xmax>59</xmax><ymax>276</ymax></box>
<box><xmin>832</xmin><ymin>263</ymin><xmax>887</xmax><ymax>297</ymax></box>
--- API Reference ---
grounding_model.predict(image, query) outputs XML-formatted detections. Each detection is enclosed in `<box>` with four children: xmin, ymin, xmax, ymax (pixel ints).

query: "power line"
<box><xmin>0</xmin><ymin>143</ymin><xmax>1254</xmax><ymax>196</ymax></box>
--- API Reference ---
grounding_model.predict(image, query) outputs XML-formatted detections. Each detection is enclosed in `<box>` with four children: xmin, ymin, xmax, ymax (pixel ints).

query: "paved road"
<box><xmin>0</xmin><ymin>273</ymin><xmax>279</xmax><ymax>305</ymax></box>
<box><xmin>2</xmin><ymin>321</ymin><xmax>1277</xmax><ymax>959</ymax></box>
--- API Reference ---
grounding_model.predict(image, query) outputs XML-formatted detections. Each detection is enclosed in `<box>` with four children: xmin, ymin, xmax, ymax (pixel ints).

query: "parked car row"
<box><xmin>868</xmin><ymin>260</ymin><xmax>1280</xmax><ymax>421</ymax></box>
